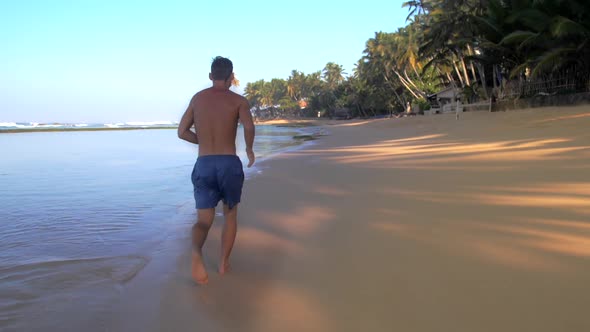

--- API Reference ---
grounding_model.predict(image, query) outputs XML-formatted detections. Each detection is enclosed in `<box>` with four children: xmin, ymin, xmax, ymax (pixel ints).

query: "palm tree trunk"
<box><xmin>392</xmin><ymin>70</ymin><xmax>421</xmax><ymax>100</ymax></box>
<box><xmin>403</xmin><ymin>69</ymin><xmax>426</xmax><ymax>97</ymax></box>
<box><xmin>383</xmin><ymin>74</ymin><xmax>407</xmax><ymax>107</ymax></box>
<box><xmin>466</xmin><ymin>45</ymin><xmax>478</xmax><ymax>82</ymax></box>
<box><xmin>391</xmin><ymin>87</ymin><xmax>405</xmax><ymax>110</ymax></box>
<box><xmin>446</xmin><ymin>72</ymin><xmax>456</xmax><ymax>87</ymax></box>
<box><xmin>477</xmin><ymin>63</ymin><xmax>489</xmax><ymax>99</ymax></box>
<box><xmin>459</xmin><ymin>55</ymin><xmax>471</xmax><ymax>86</ymax></box>
<box><xmin>411</xmin><ymin>62</ymin><xmax>425</xmax><ymax>85</ymax></box>
<box><xmin>492</xmin><ymin>65</ymin><xmax>498</xmax><ymax>91</ymax></box>
<box><xmin>469</xmin><ymin>62</ymin><xmax>477</xmax><ymax>82</ymax></box>
<box><xmin>453</xmin><ymin>61</ymin><xmax>465</xmax><ymax>87</ymax></box>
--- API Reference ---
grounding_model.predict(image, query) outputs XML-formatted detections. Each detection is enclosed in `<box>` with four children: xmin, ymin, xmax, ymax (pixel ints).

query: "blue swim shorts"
<box><xmin>191</xmin><ymin>155</ymin><xmax>244</xmax><ymax>210</ymax></box>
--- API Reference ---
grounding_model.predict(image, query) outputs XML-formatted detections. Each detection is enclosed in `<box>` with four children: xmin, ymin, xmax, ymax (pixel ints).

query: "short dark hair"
<box><xmin>211</xmin><ymin>56</ymin><xmax>233</xmax><ymax>81</ymax></box>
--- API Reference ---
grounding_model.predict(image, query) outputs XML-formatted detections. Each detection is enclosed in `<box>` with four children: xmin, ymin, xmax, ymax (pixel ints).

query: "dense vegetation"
<box><xmin>245</xmin><ymin>0</ymin><xmax>590</xmax><ymax>118</ymax></box>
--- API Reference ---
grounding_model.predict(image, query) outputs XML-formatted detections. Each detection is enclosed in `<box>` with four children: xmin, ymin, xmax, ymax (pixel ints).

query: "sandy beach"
<box><xmin>114</xmin><ymin>105</ymin><xmax>590</xmax><ymax>332</ymax></box>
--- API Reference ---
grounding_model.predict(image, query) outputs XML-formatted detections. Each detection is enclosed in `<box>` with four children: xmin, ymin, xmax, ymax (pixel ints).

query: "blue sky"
<box><xmin>0</xmin><ymin>0</ymin><xmax>409</xmax><ymax>123</ymax></box>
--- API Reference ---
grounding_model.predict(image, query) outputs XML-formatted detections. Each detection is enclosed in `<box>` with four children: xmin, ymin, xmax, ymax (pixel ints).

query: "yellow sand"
<box><xmin>157</xmin><ymin>105</ymin><xmax>590</xmax><ymax>331</ymax></box>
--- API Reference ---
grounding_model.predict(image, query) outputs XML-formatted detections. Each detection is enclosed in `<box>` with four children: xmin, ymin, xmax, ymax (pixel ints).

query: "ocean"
<box><xmin>0</xmin><ymin>121</ymin><xmax>178</xmax><ymax>131</ymax></box>
<box><xmin>0</xmin><ymin>125</ymin><xmax>309</xmax><ymax>330</ymax></box>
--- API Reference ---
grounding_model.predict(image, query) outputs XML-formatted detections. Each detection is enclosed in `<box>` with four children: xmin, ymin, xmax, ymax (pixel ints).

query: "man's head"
<box><xmin>210</xmin><ymin>56</ymin><xmax>233</xmax><ymax>83</ymax></box>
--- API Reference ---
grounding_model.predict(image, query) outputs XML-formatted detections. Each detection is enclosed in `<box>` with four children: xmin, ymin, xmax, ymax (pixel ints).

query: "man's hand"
<box><xmin>239</xmin><ymin>97</ymin><xmax>255</xmax><ymax>168</ymax></box>
<box><xmin>246</xmin><ymin>149</ymin><xmax>255</xmax><ymax>168</ymax></box>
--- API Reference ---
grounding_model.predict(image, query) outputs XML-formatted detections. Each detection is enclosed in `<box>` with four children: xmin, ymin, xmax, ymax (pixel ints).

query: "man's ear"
<box><xmin>209</xmin><ymin>73</ymin><xmax>213</xmax><ymax>81</ymax></box>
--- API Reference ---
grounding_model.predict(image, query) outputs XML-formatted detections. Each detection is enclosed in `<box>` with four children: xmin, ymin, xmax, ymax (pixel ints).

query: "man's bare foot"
<box><xmin>218</xmin><ymin>260</ymin><xmax>231</xmax><ymax>275</ymax></box>
<box><xmin>191</xmin><ymin>251</ymin><xmax>208</xmax><ymax>285</ymax></box>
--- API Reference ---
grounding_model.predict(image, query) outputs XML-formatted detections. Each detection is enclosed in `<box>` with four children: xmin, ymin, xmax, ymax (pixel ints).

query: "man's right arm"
<box><xmin>238</xmin><ymin>97</ymin><xmax>255</xmax><ymax>167</ymax></box>
<box><xmin>178</xmin><ymin>96</ymin><xmax>199</xmax><ymax>144</ymax></box>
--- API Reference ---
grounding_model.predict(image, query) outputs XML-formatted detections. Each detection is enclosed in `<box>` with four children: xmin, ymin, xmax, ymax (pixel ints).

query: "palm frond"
<box><xmin>472</xmin><ymin>15</ymin><xmax>503</xmax><ymax>39</ymax></box>
<box><xmin>479</xmin><ymin>40</ymin><xmax>510</xmax><ymax>52</ymax></box>
<box><xmin>531</xmin><ymin>47</ymin><xmax>577</xmax><ymax>77</ymax></box>
<box><xmin>517</xmin><ymin>32</ymin><xmax>542</xmax><ymax>51</ymax></box>
<box><xmin>500</xmin><ymin>30</ymin><xmax>538</xmax><ymax>46</ymax></box>
<box><xmin>550</xmin><ymin>16</ymin><xmax>590</xmax><ymax>38</ymax></box>
<box><xmin>506</xmin><ymin>8</ymin><xmax>551</xmax><ymax>32</ymax></box>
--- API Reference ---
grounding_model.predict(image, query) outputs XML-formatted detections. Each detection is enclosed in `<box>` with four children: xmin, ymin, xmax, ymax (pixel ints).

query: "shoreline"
<box><xmin>0</xmin><ymin>124</ymin><xmax>314</xmax><ymax>332</ymax></box>
<box><xmin>0</xmin><ymin>119</ymin><xmax>321</xmax><ymax>134</ymax></box>
<box><xmin>0</xmin><ymin>126</ymin><xmax>178</xmax><ymax>134</ymax></box>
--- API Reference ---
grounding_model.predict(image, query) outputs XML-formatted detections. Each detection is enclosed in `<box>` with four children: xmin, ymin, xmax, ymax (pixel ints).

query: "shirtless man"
<box><xmin>177</xmin><ymin>56</ymin><xmax>255</xmax><ymax>285</ymax></box>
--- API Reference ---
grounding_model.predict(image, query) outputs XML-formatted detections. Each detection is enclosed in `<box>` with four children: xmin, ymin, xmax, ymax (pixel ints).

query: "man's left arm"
<box><xmin>177</xmin><ymin>101</ymin><xmax>198</xmax><ymax>144</ymax></box>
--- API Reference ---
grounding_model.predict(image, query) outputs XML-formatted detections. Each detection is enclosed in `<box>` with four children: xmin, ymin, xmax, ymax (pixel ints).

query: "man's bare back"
<box><xmin>178</xmin><ymin>86</ymin><xmax>255</xmax><ymax>163</ymax></box>
<box><xmin>177</xmin><ymin>56</ymin><xmax>255</xmax><ymax>285</ymax></box>
<box><xmin>192</xmin><ymin>87</ymin><xmax>250</xmax><ymax>156</ymax></box>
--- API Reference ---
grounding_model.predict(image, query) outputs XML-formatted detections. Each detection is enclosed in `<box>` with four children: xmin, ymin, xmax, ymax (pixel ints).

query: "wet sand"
<box><xmin>122</xmin><ymin>105</ymin><xmax>590</xmax><ymax>331</ymax></box>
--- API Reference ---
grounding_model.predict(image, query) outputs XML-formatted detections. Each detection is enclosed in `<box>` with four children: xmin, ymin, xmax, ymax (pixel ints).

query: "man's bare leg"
<box><xmin>219</xmin><ymin>204</ymin><xmax>238</xmax><ymax>275</ymax></box>
<box><xmin>192</xmin><ymin>208</ymin><xmax>215</xmax><ymax>285</ymax></box>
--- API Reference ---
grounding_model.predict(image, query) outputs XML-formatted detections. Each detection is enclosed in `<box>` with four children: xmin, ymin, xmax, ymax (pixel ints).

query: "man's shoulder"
<box><xmin>232</xmin><ymin>91</ymin><xmax>248</xmax><ymax>103</ymax></box>
<box><xmin>192</xmin><ymin>88</ymin><xmax>248</xmax><ymax>105</ymax></box>
<box><xmin>225</xmin><ymin>91</ymin><xmax>249</xmax><ymax>106</ymax></box>
<box><xmin>190</xmin><ymin>89</ymin><xmax>208</xmax><ymax>103</ymax></box>
<box><xmin>227</xmin><ymin>90</ymin><xmax>247</xmax><ymax>100</ymax></box>
<box><xmin>194</xmin><ymin>88</ymin><xmax>212</xmax><ymax>97</ymax></box>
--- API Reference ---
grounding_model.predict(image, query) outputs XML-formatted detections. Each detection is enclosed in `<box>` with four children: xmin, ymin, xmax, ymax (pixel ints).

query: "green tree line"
<box><xmin>245</xmin><ymin>0</ymin><xmax>590</xmax><ymax>118</ymax></box>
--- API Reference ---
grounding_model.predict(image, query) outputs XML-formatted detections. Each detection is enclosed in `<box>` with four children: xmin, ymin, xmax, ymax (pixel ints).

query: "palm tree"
<box><xmin>269</xmin><ymin>78</ymin><xmax>288</xmax><ymax>106</ymax></box>
<box><xmin>323</xmin><ymin>62</ymin><xmax>346</xmax><ymax>89</ymax></box>
<box><xmin>305</xmin><ymin>71</ymin><xmax>323</xmax><ymax>99</ymax></box>
<box><xmin>244</xmin><ymin>80</ymin><xmax>264</xmax><ymax>110</ymax></box>
<box><xmin>287</xmin><ymin>70</ymin><xmax>306</xmax><ymax>102</ymax></box>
